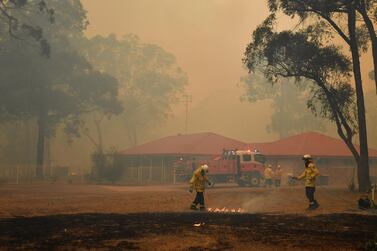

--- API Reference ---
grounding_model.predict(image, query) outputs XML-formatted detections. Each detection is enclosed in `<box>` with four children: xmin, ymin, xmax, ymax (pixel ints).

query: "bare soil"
<box><xmin>0</xmin><ymin>183</ymin><xmax>376</xmax><ymax>250</ymax></box>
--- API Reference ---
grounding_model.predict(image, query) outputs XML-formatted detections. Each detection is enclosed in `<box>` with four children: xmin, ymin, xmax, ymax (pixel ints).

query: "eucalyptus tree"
<box><xmin>246</xmin><ymin>0</ymin><xmax>375</xmax><ymax>191</ymax></box>
<box><xmin>244</xmin><ymin>19</ymin><xmax>371</xmax><ymax>190</ymax></box>
<box><xmin>0</xmin><ymin>0</ymin><xmax>122</xmax><ymax>178</ymax></box>
<box><xmin>80</xmin><ymin>34</ymin><xmax>188</xmax><ymax>146</ymax></box>
<box><xmin>241</xmin><ymin>74</ymin><xmax>326</xmax><ymax>139</ymax></box>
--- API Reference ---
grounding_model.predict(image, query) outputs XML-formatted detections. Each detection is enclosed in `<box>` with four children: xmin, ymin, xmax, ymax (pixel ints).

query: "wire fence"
<box><xmin>0</xmin><ymin>164</ymin><xmax>87</xmax><ymax>184</ymax></box>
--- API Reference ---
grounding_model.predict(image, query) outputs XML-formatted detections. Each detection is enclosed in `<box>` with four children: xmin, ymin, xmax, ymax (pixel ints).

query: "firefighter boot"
<box><xmin>307</xmin><ymin>202</ymin><xmax>319</xmax><ymax>210</ymax></box>
<box><xmin>190</xmin><ymin>204</ymin><xmax>198</xmax><ymax>210</ymax></box>
<box><xmin>312</xmin><ymin>200</ymin><xmax>319</xmax><ymax>209</ymax></box>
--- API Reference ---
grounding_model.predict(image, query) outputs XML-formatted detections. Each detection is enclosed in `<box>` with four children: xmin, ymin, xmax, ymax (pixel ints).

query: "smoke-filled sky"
<box><xmin>81</xmin><ymin>0</ymin><xmax>271</xmax><ymax>100</ymax></box>
<box><xmin>80</xmin><ymin>0</ymin><xmax>375</xmax><ymax>143</ymax></box>
<box><xmin>79</xmin><ymin>0</ymin><xmax>282</xmax><ymax>142</ymax></box>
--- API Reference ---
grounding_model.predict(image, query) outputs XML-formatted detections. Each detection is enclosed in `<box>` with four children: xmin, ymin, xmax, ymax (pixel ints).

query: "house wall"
<box><xmin>112</xmin><ymin>154</ymin><xmax>213</xmax><ymax>184</ymax></box>
<box><xmin>112</xmin><ymin>155</ymin><xmax>174</xmax><ymax>184</ymax></box>
<box><xmin>112</xmin><ymin>154</ymin><xmax>377</xmax><ymax>186</ymax></box>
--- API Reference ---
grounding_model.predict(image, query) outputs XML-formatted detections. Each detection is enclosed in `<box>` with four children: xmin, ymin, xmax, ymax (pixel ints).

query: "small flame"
<box><xmin>207</xmin><ymin>207</ymin><xmax>244</xmax><ymax>213</ymax></box>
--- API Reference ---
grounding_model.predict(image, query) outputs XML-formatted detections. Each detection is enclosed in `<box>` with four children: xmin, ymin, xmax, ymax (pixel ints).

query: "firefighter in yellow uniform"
<box><xmin>293</xmin><ymin>154</ymin><xmax>320</xmax><ymax>210</ymax></box>
<box><xmin>264</xmin><ymin>164</ymin><xmax>274</xmax><ymax>187</ymax></box>
<box><xmin>189</xmin><ymin>164</ymin><xmax>211</xmax><ymax>211</ymax></box>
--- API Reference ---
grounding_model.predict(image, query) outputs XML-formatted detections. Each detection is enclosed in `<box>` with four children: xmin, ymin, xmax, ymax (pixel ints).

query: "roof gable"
<box><xmin>120</xmin><ymin>131</ymin><xmax>377</xmax><ymax>158</ymax></box>
<box><xmin>120</xmin><ymin>132</ymin><xmax>246</xmax><ymax>156</ymax></box>
<box><xmin>248</xmin><ymin>132</ymin><xmax>377</xmax><ymax>158</ymax></box>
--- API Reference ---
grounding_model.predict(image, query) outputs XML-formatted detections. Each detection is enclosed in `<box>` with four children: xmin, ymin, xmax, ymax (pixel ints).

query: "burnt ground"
<box><xmin>0</xmin><ymin>212</ymin><xmax>376</xmax><ymax>250</ymax></box>
<box><xmin>0</xmin><ymin>183</ymin><xmax>377</xmax><ymax>250</ymax></box>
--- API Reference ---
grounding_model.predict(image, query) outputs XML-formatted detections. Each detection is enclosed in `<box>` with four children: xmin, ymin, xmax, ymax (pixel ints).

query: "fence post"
<box><xmin>149</xmin><ymin>159</ymin><xmax>152</xmax><ymax>183</ymax></box>
<box><xmin>173</xmin><ymin>166</ymin><xmax>176</xmax><ymax>185</ymax></box>
<box><xmin>161</xmin><ymin>157</ymin><xmax>164</xmax><ymax>184</ymax></box>
<box><xmin>16</xmin><ymin>164</ymin><xmax>19</xmax><ymax>185</ymax></box>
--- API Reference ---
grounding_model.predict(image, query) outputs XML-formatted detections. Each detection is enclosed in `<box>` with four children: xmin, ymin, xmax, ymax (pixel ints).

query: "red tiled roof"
<box><xmin>120</xmin><ymin>131</ymin><xmax>377</xmax><ymax>158</ymax></box>
<box><xmin>120</xmin><ymin>132</ymin><xmax>246</xmax><ymax>156</ymax></box>
<box><xmin>247</xmin><ymin>132</ymin><xmax>377</xmax><ymax>158</ymax></box>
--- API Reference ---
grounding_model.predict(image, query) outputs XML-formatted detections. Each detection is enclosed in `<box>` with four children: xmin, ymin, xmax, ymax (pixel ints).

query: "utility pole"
<box><xmin>177</xmin><ymin>94</ymin><xmax>192</xmax><ymax>134</ymax></box>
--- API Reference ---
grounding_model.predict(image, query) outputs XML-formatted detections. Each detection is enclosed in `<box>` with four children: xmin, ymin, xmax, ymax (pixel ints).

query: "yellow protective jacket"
<box><xmin>264</xmin><ymin>167</ymin><xmax>273</xmax><ymax>179</ymax></box>
<box><xmin>190</xmin><ymin>167</ymin><xmax>209</xmax><ymax>192</ymax></box>
<box><xmin>297</xmin><ymin>162</ymin><xmax>320</xmax><ymax>187</ymax></box>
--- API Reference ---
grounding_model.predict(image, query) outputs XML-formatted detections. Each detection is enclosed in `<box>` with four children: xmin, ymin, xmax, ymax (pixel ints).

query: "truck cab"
<box><xmin>235</xmin><ymin>150</ymin><xmax>266</xmax><ymax>186</ymax></box>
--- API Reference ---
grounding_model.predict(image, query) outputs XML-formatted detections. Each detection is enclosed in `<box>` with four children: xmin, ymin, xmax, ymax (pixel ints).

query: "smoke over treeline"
<box><xmin>0</xmin><ymin>0</ymin><xmax>376</xmax><ymax>178</ymax></box>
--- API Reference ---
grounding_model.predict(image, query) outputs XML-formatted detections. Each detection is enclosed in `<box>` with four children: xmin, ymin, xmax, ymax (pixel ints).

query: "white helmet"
<box><xmin>201</xmin><ymin>164</ymin><xmax>209</xmax><ymax>172</ymax></box>
<box><xmin>302</xmin><ymin>154</ymin><xmax>312</xmax><ymax>160</ymax></box>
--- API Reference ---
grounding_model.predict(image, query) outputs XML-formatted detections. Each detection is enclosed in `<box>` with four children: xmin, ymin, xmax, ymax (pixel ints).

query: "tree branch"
<box><xmin>290</xmin><ymin>0</ymin><xmax>352</xmax><ymax>45</ymax></box>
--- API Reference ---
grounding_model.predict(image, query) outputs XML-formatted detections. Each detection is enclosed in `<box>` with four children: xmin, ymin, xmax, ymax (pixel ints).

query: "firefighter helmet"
<box><xmin>201</xmin><ymin>164</ymin><xmax>209</xmax><ymax>172</ymax></box>
<box><xmin>302</xmin><ymin>154</ymin><xmax>312</xmax><ymax>160</ymax></box>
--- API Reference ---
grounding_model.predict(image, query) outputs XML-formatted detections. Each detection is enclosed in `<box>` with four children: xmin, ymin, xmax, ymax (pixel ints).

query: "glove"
<box><xmin>189</xmin><ymin>188</ymin><xmax>193</xmax><ymax>193</ymax></box>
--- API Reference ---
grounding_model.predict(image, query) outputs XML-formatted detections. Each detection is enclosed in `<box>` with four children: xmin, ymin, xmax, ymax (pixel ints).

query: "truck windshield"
<box><xmin>242</xmin><ymin>154</ymin><xmax>252</xmax><ymax>162</ymax></box>
<box><xmin>223</xmin><ymin>150</ymin><xmax>236</xmax><ymax>160</ymax></box>
<box><xmin>254</xmin><ymin>154</ymin><xmax>266</xmax><ymax>164</ymax></box>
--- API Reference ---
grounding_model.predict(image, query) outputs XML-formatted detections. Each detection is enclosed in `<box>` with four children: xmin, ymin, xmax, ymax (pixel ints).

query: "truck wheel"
<box><xmin>250</xmin><ymin>177</ymin><xmax>260</xmax><ymax>187</ymax></box>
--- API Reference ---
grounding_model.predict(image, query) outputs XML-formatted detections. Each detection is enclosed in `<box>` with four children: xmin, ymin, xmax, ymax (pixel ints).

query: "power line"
<box><xmin>176</xmin><ymin>94</ymin><xmax>192</xmax><ymax>134</ymax></box>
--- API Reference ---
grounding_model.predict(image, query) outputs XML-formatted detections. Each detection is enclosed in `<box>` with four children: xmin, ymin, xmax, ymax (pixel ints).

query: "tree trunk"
<box><xmin>36</xmin><ymin>110</ymin><xmax>46</xmax><ymax>179</ymax></box>
<box><xmin>93</xmin><ymin>115</ymin><xmax>104</xmax><ymax>155</ymax></box>
<box><xmin>92</xmin><ymin>115</ymin><xmax>105</xmax><ymax>179</ymax></box>
<box><xmin>358</xmin><ymin>0</ymin><xmax>377</xmax><ymax>93</ymax></box>
<box><xmin>315</xmin><ymin>77</ymin><xmax>361</xmax><ymax>168</ymax></box>
<box><xmin>348</xmin><ymin>5</ymin><xmax>371</xmax><ymax>192</ymax></box>
<box><xmin>127</xmin><ymin>125</ymin><xmax>138</xmax><ymax>147</ymax></box>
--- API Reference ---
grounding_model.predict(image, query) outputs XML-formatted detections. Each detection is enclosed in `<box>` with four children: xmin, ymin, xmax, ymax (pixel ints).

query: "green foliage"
<box><xmin>240</xmin><ymin>74</ymin><xmax>277</xmax><ymax>103</ymax></box>
<box><xmin>269</xmin><ymin>82</ymin><xmax>326</xmax><ymax>137</ymax></box>
<box><xmin>79</xmin><ymin>34</ymin><xmax>188</xmax><ymax>145</ymax></box>
<box><xmin>0</xmin><ymin>0</ymin><xmax>54</xmax><ymax>56</ymax></box>
<box><xmin>252</xmin><ymin>0</ymin><xmax>376</xmax><ymax>192</ymax></box>
<box><xmin>0</xmin><ymin>0</ymin><xmax>123</xmax><ymax>175</ymax></box>
<box><xmin>0</xmin><ymin>40</ymin><xmax>121</xmax><ymax>138</ymax></box>
<box><xmin>243</xmin><ymin>14</ymin><xmax>357</xmax><ymax>138</ymax></box>
<box><xmin>0</xmin><ymin>0</ymin><xmax>121</xmax><ymax>135</ymax></box>
<box><xmin>266</xmin><ymin>0</ymin><xmax>375</xmax><ymax>53</ymax></box>
<box><xmin>240</xmin><ymin>74</ymin><xmax>326</xmax><ymax>137</ymax></box>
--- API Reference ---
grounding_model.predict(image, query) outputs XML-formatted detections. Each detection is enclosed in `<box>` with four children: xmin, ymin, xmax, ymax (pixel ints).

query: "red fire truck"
<box><xmin>200</xmin><ymin>149</ymin><xmax>266</xmax><ymax>187</ymax></box>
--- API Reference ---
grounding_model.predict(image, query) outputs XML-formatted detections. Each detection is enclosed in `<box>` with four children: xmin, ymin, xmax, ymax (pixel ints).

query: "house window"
<box><xmin>242</xmin><ymin>154</ymin><xmax>252</xmax><ymax>162</ymax></box>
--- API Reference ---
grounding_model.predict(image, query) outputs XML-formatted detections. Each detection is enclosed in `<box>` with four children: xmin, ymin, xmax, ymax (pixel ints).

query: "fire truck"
<box><xmin>200</xmin><ymin>149</ymin><xmax>266</xmax><ymax>187</ymax></box>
